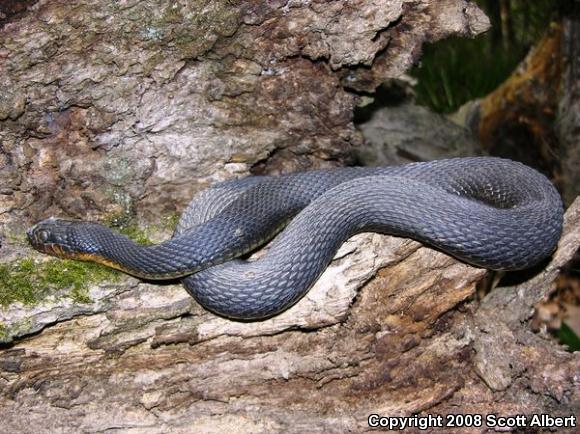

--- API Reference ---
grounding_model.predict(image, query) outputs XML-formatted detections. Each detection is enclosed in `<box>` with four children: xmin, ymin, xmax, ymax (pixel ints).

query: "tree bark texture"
<box><xmin>355</xmin><ymin>102</ymin><xmax>484</xmax><ymax>166</ymax></box>
<box><xmin>0</xmin><ymin>0</ymin><xmax>489</xmax><ymax>233</ymax></box>
<box><xmin>475</xmin><ymin>22</ymin><xmax>563</xmax><ymax>182</ymax></box>
<box><xmin>462</xmin><ymin>15</ymin><xmax>580</xmax><ymax>205</ymax></box>
<box><xmin>1</xmin><ymin>1</ymin><xmax>578</xmax><ymax>432</ymax></box>
<box><xmin>558</xmin><ymin>12</ymin><xmax>580</xmax><ymax>205</ymax></box>
<box><xmin>0</xmin><ymin>201</ymin><xmax>577</xmax><ymax>432</ymax></box>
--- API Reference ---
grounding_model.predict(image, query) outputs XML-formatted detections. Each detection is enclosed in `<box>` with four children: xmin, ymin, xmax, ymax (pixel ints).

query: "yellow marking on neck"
<box><xmin>69</xmin><ymin>252</ymin><xmax>133</xmax><ymax>274</ymax></box>
<box><xmin>59</xmin><ymin>251</ymin><xmax>187</xmax><ymax>280</ymax></box>
<box><xmin>44</xmin><ymin>245</ymin><xmax>192</xmax><ymax>280</ymax></box>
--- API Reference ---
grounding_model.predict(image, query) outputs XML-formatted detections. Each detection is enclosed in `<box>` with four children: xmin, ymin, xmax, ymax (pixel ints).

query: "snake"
<box><xmin>27</xmin><ymin>157</ymin><xmax>564</xmax><ymax>320</ymax></box>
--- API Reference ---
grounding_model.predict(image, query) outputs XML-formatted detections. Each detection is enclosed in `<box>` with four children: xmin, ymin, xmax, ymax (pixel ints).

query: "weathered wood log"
<box><xmin>475</xmin><ymin>22</ymin><xmax>563</xmax><ymax>179</ymax></box>
<box><xmin>0</xmin><ymin>0</ymin><xmax>489</xmax><ymax>231</ymax></box>
<box><xmin>558</xmin><ymin>13</ymin><xmax>580</xmax><ymax>205</ymax></box>
<box><xmin>1</xmin><ymin>1</ymin><xmax>578</xmax><ymax>432</ymax></box>
<box><xmin>0</xmin><ymin>202</ymin><xmax>577</xmax><ymax>432</ymax></box>
<box><xmin>459</xmin><ymin>15</ymin><xmax>580</xmax><ymax>206</ymax></box>
<box><xmin>356</xmin><ymin>102</ymin><xmax>484</xmax><ymax>165</ymax></box>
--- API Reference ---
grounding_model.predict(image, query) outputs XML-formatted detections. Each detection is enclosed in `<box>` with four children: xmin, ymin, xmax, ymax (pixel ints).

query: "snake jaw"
<box><xmin>27</xmin><ymin>217</ymin><xmax>139</xmax><ymax>274</ymax></box>
<box><xmin>27</xmin><ymin>217</ymin><xmax>86</xmax><ymax>259</ymax></box>
<box><xmin>29</xmin><ymin>240</ymin><xmax>67</xmax><ymax>258</ymax></box>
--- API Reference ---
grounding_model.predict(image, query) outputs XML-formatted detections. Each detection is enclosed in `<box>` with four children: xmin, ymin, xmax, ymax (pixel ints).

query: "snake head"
<box><xmin>27</xmin><ymin>217</ymin><xmax>103</xmax><ymax>259</ymax></box>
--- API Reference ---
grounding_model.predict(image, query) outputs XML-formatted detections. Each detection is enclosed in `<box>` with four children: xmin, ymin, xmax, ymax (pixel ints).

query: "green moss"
<box><xmin>0</xmin><ymin>259</ymin><xmax>38</xmax><ymax>306</ymax></box>
<box><xmin>119</xmin><ymin>223</ymin><xmax>154</xmax><ymax>246</ymax></box>
<box><xmin>102</xmin><ymin>211</ymin><xmax>154</xmax><ymax>246</ymax></box>
<box><xmin>0</xmin><ymin>258</ymin><xmax>120</xmax><ymax>308</ymax></box>
<box><xmin>168</xmin><ymin>1</ymin><xmax>241</xmax><ymax>57</ymax></box>
<box><xmin>40</xmin><ymin>260</ymin><xmax>119</xmax><ymax>303</ymax></box>
<box><xmin>0</xmin><ymin>322</ymin><xmax>7</xmax><ymax>341</ymax></box>
<box><xmin>0</xmin><ymin>211</ymin><xmax>181</xmax><ymax>308</ymax></box>
<box><xmin>162</xmin><ymin>212</ymin><xmax>181</xmax><ymax>233</ymax></box>
<box><xmin>103</xmin><ymin>210</ymin><xmax>182</xmax><ymax>244</ymax></box>
<box><xmin>161</xmin><ymin>3</ymin><xmax>185</xmax><ymax>24</ymax></box>
<box><xmin>410</xmin><ymin>0</ymin><xmax>561</xmax><ymax>113</ymax></box>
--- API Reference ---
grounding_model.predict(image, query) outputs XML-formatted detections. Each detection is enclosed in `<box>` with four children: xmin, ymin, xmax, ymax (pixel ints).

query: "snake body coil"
<box><xmin>28</xmin><ymin>157</ymin><xmax>564</xmax><ymax>319</ymax></box>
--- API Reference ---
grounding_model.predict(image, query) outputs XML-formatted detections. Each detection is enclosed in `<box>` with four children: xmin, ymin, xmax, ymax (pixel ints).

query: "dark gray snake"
<box><xmin>28</xmin><ymin>157</ymin><xmax>564</xmax><ymax>320</ymax></box>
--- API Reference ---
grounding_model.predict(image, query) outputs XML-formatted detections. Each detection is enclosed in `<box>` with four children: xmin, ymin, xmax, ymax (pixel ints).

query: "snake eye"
<box><xmin>37</xmin><ymin>229</ymin><xmax>50</xmax><ymax>243</ymax></box>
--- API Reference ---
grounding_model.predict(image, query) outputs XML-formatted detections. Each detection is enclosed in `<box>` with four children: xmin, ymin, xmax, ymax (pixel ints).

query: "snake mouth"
<box><xmin>27</xmin><ymin>233</ymin><xmax>71</xmax><ymax>259</ymax></box>
<box><xmin>29</xmin><ymin>241</ymin><xmax>68</xmax><ymax>258</ymax></box>
<box><xmin>27</xmin><ymin>218</ymin><xmax>138</xmax><ymax>274</ymax></box>
<box><xmin>27</xmin><ymin>217</ymin><xmax>77</xmax><ymax>259</ymax></box>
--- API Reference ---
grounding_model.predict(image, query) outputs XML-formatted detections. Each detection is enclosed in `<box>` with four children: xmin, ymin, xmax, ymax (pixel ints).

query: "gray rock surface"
<box><xmin>356</xmin><ymin>103</ymin><xmax>483</xmax><ymax>165</ymax></box>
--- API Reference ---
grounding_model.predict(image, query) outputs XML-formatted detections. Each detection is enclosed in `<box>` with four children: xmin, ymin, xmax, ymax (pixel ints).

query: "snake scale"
<box><xmin>28</xmin><ymin>157</ymin><xmax>564</xmax><ymax>320</ymax></box>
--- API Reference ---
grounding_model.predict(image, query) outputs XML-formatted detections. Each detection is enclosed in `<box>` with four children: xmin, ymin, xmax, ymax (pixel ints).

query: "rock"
<box><xmin>356</xmin><ymin>103</ymin><xmax>484</xmax><ymax>165</ymax></box>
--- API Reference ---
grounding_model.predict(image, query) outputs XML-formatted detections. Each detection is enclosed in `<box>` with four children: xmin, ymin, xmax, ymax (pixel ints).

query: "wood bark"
<box><xmin>0</xmin><ymin>0</ymin><xmax>489</xmax><ymax>232</ymax></box>
<box><xmin>355</xmin><ymin>102</ymin><xmax>484</xmax><ymax>165</ymax></box>
<box><xmin>461</xmin><ymin>12</ymin><xmax>580</xmax><ymax>205</ymax></box>
<box><xmin>558</xmin><ymin>11</ymin><xmax>580</xmax><ymax>205</ymax></box>
<box><xmin>0</xmin><ymin>202</ymin><xmax>577</xmax><ymax>432</ymax></box>
<box><xmin>475</xmin><ymin>22</ymin><xmax>563</xmax><ymax>184</ymax></box>
<box><xmin>1</xmin><ymin>1</ymin><xmax>578</xmax><ymax>432</ymax></box>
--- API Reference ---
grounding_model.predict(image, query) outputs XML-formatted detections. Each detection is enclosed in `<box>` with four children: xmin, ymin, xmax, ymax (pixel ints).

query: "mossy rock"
<box><xmin>0</xmin><ymin>258</ymin><xmax>121</xmax><ymax>308</ymax></box>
